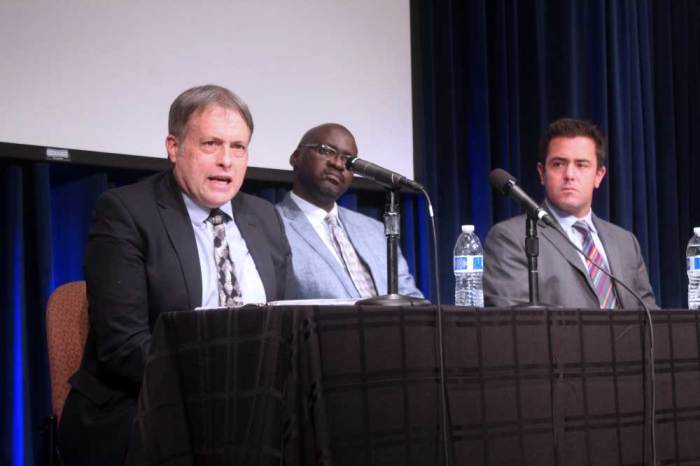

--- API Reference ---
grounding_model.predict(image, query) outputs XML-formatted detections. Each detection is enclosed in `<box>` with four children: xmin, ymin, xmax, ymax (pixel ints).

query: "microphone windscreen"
<box><xmin>345</xmin><ymin>156</ymin><xmax>360</xmax><ymax>170</ymax></box>
<box><xmin>489</xmin><ymin>168</ymin><xmax>516</xmax><ymax>194</ymax></box>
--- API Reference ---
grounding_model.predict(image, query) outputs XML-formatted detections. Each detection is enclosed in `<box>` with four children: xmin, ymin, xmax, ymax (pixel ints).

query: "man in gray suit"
<box><xmin>276</xmin><ymin>123</ymin><xmax>424</xmax><ymax>299</ymax></box>
<box><xmin>484</xmin><ymin>118</ymin><xmax>657</xmax><ymax>309</ymax></box>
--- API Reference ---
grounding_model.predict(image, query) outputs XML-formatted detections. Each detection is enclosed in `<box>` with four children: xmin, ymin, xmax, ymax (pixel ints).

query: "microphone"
<box><xmin>346</xmin><ymin>157</ymin><xmax>424</xmax><ymax>191</ymax></box>
<box><xmin>488</xmin><ymin>168</ymin><xmax>556</xmax><ymax>227</ymax></box>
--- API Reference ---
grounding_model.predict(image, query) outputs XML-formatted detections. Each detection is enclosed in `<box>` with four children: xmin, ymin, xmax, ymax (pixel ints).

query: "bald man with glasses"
<box><xmin>276</xmin><ymin>123</ymin><xmax>424</xmax><ymax>300</ymax></box>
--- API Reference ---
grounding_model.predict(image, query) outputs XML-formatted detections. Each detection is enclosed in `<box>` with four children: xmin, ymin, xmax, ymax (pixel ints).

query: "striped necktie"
<box><xmin>325</xmin><ymin>213</ymin><xmax>377</xmax><ymax>298</ymax></box>
<box><xmin>572</xmin><ymin>221</ymin><xmax>618</xmax><ymax>309</ymax></box>
<box><xmin>207</xmin><ymin>209</ymin><xmax>242</xmax><ymax>306</ymax></box>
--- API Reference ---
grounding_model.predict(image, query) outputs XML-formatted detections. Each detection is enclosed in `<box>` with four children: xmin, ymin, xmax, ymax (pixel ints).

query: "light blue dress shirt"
<box><xmin>182</xmin><ymin>193</ymin><xmax>267</xmax><ymax>306</ymax></box>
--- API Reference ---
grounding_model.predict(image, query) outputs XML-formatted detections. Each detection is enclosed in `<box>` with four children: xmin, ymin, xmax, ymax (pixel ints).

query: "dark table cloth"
<box><xmin>131</xmin><ymin>306</ymin><xmax>700</xmax><ymax>466</ymax></box>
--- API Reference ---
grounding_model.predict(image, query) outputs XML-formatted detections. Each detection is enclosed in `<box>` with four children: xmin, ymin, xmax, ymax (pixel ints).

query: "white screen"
<box><xmin>0</xmin><ymin>0</ymin><xmax>413</xmax><ymax>176</ymax></box>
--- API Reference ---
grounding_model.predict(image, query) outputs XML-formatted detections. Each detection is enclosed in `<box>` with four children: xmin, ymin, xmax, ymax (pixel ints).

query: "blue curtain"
<box><xmin>413</xmin><ymin>0</ymin><xmax>700</xmax><ymax>306</ymax></box>
<box><xmin>1</xmin><ymin>162</ymin><xmax>112</xmax><ymax>466</ymax></box>
<box><xmin>2</xmin><ymin>0</ymin><xmax>699</xmax><ymax>463</ymax></box>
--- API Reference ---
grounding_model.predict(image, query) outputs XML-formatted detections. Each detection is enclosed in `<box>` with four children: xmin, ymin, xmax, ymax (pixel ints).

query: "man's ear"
<box><xmin>289</xmin><ymin>150</ymin><xmax>300</xmax><ymax>169</ymax></box>
<box><xmin>536</xmin><ymin>162</ymin><xmax>545</xmax><ymax>185</ymax></box>
<box><xmin>165</xmin><ymin>134</ymin><xmax>179</xmax><ymax>163</ymax></box>
<box><xmin>593</xmin><ymin>165</ymin><xmax>607</xmax><ymax>189</ymax></box>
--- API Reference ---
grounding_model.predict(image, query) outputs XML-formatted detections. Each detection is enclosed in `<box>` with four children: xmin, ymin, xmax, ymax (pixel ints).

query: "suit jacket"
<box><xmin>483</xmin><ymin>209</ymin><xmax>657</xmax><ymax>309</ymax></box>
<box><xmin>276</xmin><ymin>192</ymin><xmax>423</xmax><ymax>299</ymax></box>
<box><xmin>58</xmin><ymin>172</ymin><xmax>296</xmax><ymax>466</ymax></box>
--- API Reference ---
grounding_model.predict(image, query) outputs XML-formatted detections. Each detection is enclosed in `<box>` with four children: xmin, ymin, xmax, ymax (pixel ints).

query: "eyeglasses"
<box><xmin>299</xmin><ymin>143</ymin><xmax>356</xmax><ymax>161</ymax></box>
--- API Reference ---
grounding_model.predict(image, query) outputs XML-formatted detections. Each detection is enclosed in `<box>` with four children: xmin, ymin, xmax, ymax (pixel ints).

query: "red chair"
<box><xmin>45</xmin><ymin>281</ymin><xmax>89</xmax><ymax>465</ymax></box>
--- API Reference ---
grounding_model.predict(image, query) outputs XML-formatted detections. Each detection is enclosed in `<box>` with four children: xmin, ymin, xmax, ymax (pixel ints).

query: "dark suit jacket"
<box><xmin>483</xmin><ymin>210</ymin><xmax>657</xmax><ymax>309</ymax></box>
<box><xmin>58</xmin><ymin>172</ymin><xmax>295</xmax><ymax>466</ymax></box>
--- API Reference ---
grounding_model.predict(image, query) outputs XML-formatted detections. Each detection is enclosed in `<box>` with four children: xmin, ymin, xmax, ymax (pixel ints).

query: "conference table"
<box><xmin>131</xmin><ymin>305</ymin><xmax>700</xmax><ymax>466</ymax></box>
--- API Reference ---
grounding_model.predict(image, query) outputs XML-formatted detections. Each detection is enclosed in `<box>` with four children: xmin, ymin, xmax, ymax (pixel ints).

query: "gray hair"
<box><xmin>168</xmin><ymin>84</ymin><xmax>254</xmax><ymax>140</ymax></box>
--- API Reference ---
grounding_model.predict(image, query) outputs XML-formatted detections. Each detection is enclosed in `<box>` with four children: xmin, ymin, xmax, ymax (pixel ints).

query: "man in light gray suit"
<box><xmin>276</xmin><ymin>123</ymin><xmax>424</xmax><ymax>299</ymax></box>
<box><xmin>484</xmin><ymin>118</ymin><xmax>657</xmax><ymax>309</ymax></box>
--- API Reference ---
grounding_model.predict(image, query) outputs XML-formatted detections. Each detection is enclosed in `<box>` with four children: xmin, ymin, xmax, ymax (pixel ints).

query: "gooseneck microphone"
<box><xmin>488</xmin><ymin>169</ymin><xmax>557</xmax><ymax>227</ymax></box>
<box><xmin>346</xmin><ymin>157</ymin><xmax>424</xmax><ymax>191</ymax></box>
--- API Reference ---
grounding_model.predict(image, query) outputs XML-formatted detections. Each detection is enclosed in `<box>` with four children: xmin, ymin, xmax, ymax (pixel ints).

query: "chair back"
<box><xmin>46</xmin><ymin>281</ymin><xmax>89</xmax><ymax>422</ymax></box>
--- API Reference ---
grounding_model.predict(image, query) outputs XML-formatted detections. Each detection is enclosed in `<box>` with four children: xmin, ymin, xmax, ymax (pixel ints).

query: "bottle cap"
<box><xmin>695</xmin><ymin>227</ymin><xmax>700</xmax><ymax>236</ymax></box>
<box><xmin>461</xmin><ymin>225</ymin><xmax>474</xmax><ymax>233</ymax></box>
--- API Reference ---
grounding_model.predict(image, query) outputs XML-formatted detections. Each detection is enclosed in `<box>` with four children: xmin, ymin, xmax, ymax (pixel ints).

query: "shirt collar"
<box><xmin>182</xmin><ymin>192</ymin><xmax>234</xmax><ymax>226</ymax></box>
<box><xmin>545</xmin><ymin>199</ymin><xmax>597</xmax><ymax>235</ymax></box>
<box><xmin>290</xmin><ymin>191</ymin><xmax>339</xmax><ymax>227</ymax></box>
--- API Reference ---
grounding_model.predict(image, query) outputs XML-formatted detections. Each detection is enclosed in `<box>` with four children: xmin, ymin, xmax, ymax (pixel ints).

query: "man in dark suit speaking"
<box><xmin>483</xmin><ymin>118</ymin><xmax>657</xmax><ymax>309</ymax></box>
<box><xmin>58</xmin><ymin>85</ymin><xmax>296</xmax><ymax>465</ymax></box>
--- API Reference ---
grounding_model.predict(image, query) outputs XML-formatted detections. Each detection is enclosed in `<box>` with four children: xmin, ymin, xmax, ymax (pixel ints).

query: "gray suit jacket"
<box><xmin>276</xmin><ymin>192</ymin><xmax>424</xmax><ymax>299</ymax></box>
<box><xmin>483</xmin><ymin>210</ymin><xmax>657</xmax><ymax>309</ymax></box>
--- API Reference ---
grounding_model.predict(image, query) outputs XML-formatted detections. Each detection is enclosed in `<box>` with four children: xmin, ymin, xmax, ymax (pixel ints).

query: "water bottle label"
<box><xmin>688</xmin><ymin>256</ymin><xmax>700</xmax><ymax>271</ymax></box>
<box><xmin>473</xmin><ymin>255</ymin><xmax>483</xmax><ymax>271</ymax></box>
<box><xmin>454</xmin><ymin>255</ymin><xmax>483</xmax><ymax>272</ymax></box>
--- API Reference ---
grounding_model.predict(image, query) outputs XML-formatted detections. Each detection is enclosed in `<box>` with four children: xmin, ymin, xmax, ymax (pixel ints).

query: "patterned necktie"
<box><xmin>325</xmin><ymin>213</ymin><xmax>377</xmax><ymax>298</ymax></box>
<box><xmin>207</xmin><ymin>209</ymin><xmax>241</xmax><ymax>306</ymax></box>
<box><xmin>572</xmin><ymin>221</ymin><xmax>618</xmax><ymax>309</ymax></box>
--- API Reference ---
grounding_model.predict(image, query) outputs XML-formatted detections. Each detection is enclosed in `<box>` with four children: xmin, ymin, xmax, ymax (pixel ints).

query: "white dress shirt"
<box><xmin>183</xmin><ymin>193</ymin><xmax>267</xmax><ymax>306</ymax></box>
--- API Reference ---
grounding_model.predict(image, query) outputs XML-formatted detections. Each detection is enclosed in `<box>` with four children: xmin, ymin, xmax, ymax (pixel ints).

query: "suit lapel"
<box><xmin>540</xmin><ymin>212</ymin><xmax>597</xmax><ymax>294</ymax></box>
<box><xmin>592</xmin><ymin>215</ymin><xmax>621</xmax><ymax>273</ymax></box>
<box><xmin>592</xmin><ymin>215</ymin><xmax>626</xmax><ymax>307</ymax></box>
<box><xmin>233</xmin><ymin>194</ymin><xmax>275</xmax><ymax>300</ymax></box>
<box><xmin>155</xmin><ymin>173</ymin><xmax>201</xmax><ymax>310</ymax></box>
<box><xmin>279</xmin><ymin>194</ymin><xmax>358</xmax><ymax>296</ymax></box>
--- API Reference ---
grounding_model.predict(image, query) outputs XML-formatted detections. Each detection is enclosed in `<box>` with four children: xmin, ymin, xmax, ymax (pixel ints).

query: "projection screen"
<box><xmin>0</xmin><ymin>0</ymin><xmax>414</xmax><ymax>177</ymax></box>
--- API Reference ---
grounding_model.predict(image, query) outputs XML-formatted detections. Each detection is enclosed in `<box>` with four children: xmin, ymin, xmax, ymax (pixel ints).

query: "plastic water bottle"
<box><xmin>687</xmin><ymin>227</ymin><xmax>700</xmax><ymax>309</ymax></box>
<box><xmin>454</xmin><ymin>225</ymin><xmax>484</xmax><ymax>307</ymax></box>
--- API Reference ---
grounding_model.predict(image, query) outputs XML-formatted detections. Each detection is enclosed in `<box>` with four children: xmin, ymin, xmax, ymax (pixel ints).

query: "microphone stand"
<box><xmin>516</xmin><ymin>213</ymin><xmax>551</xmax><ymax>309</ymax></box>
<box><xmin>358</xmin><ymin>188</ymin><xmax>430</xmax><ymax>306</ymax></box>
